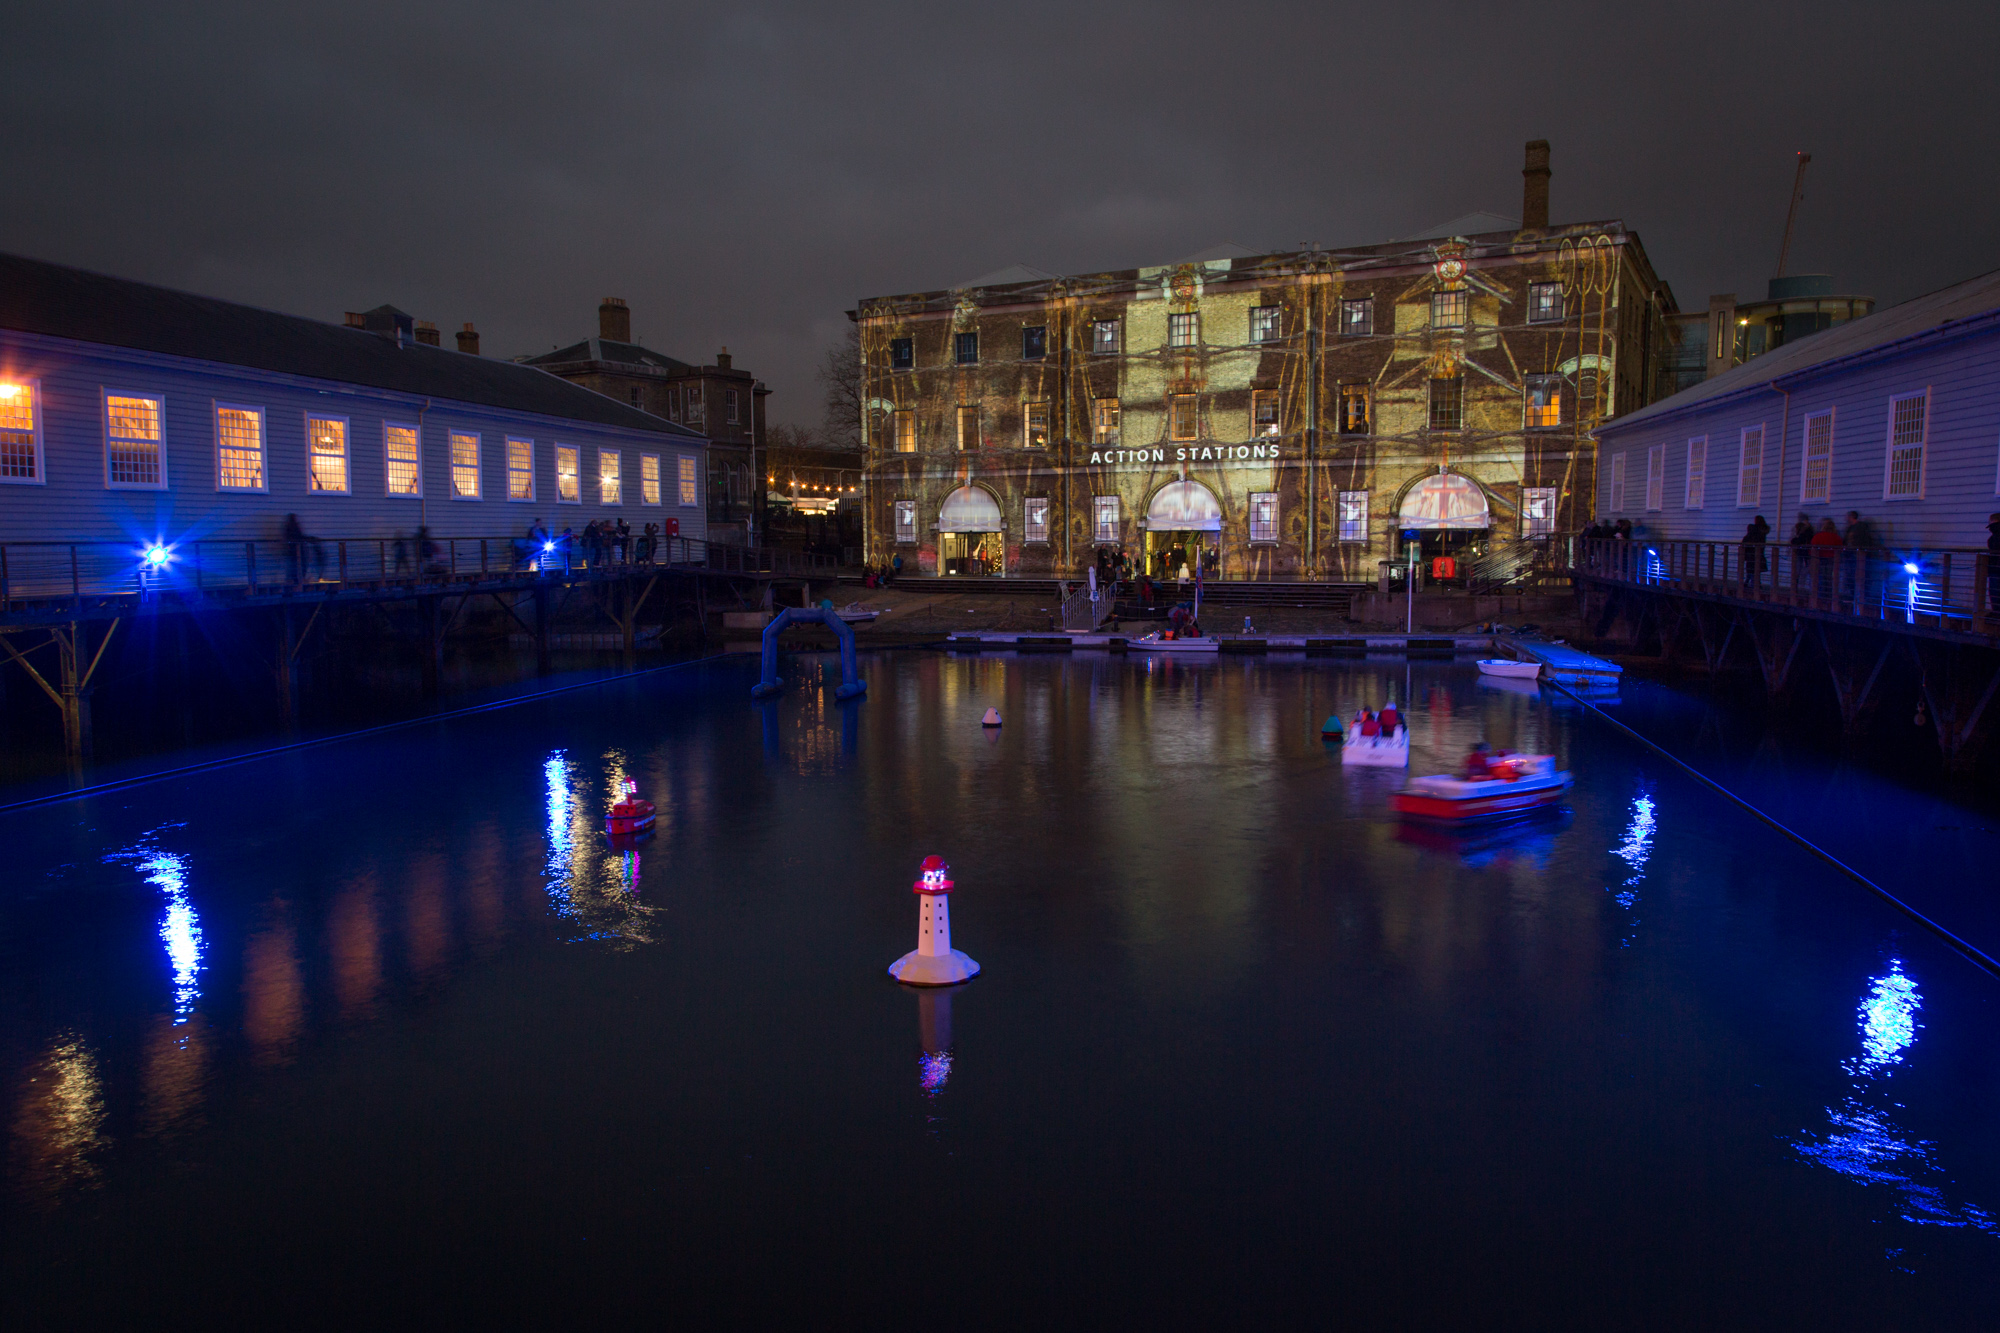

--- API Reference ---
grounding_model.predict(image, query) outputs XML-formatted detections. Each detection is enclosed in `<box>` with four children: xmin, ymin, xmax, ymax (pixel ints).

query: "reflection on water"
<box><xmin>914</xmin><ymin>988</ymin><xmax>954</xmax><ymax>1098</ymax></box>
<box><xmin>105</xmin><ymin>842</ymin><xmax>205</xmax><ymax>1023</ymax></box>
<box><xmin>541</xmin><ymin>747</ymin><xmax>658</xmax><ymax>948</ymax></box>
<box><xmin>1606</xmin><ymin>790</ymin><xmax>1656</xmax><ymax>943</ymax></box>
<box><xmin>9</xmin><ymin>1037</ymin><xmax>107</xmax><ymax>1201</ymax></box>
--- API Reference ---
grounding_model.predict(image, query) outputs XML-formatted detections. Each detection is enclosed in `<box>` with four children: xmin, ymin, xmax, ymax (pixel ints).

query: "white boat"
<box><xmin>1128</xmin><ymin>633</ymin><xmax>1219</xmax><ymax>654</ymax></box>
<box><xmin>1341</xmin><ymin>724</ymin><xmax>1410</xmax><ymax>767</ymax></box>
<box><xmin>836</xmin><ymin>602</ymin><xmax>882</xmax><ymax>624</ymax></box>
<box><xmin>1475</xmin><ymin>658</ymin><xmax>1542</xmax><ymax>680</ymax></box>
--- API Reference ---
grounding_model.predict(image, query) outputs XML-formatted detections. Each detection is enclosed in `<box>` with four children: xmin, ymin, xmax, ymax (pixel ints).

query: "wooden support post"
<box><xmin>533</xmin><ymin>583</ymin><xmax>553</xmax><ymax>676</ymax></box>
<box><xmin>420</xmin><ymin>594</ymin><xmax>442</xmax><ymax>701</ymax></box>
<box><xmin>1913</xmin><ymin>641</ymin><xmax>2000</xmax><ymax>775</ymax></box>
<box><xmin>1818</xmin><ymin>623</ymin><xmax>1893</xmax><ymax>735</ymax></box>
<box><xmin>277</xmin><ymin>605</ymin><xmax>300</xmax><ymax>729</ymax></box>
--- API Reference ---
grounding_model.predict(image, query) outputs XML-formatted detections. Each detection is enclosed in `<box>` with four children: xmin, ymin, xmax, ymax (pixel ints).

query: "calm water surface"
<box><xmin>2</xmin><ymin>652</ymin><xmax>1996</xmax><ymax>1327</ymax></box>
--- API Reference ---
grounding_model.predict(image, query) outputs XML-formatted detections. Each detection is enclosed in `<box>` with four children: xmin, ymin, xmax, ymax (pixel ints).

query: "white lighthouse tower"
<box><xmin>888</xmin><ymin>855</ymin><xmax>980</xmax><ymax>986</ymax></box>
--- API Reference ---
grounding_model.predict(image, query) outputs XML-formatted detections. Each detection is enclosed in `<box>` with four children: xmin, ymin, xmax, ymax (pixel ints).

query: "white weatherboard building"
<box><xmin>1595</xmin><ymin>269</ymin><xmax>2000</xmax><ymax>550</ymax></box>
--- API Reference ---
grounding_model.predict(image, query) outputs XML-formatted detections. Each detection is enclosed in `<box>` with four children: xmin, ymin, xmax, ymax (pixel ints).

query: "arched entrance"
<box><xmin>937</xmin><ymin>485</ymin><xmax>1005</xmax><ymax>575</ymax></box>
<box><xmin>1396</xmin><ymin>471</ymin><xmax>1491</xmax><ymax>581</ymax></box>
<box><xmin>1142</xmin><ymin>479</ymin><xmax>1223</xmax><ymax>580</ymax></box>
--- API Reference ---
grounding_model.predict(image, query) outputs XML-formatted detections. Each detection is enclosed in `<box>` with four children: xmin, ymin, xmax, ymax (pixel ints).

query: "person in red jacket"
<box><xmin>1462</xmin><ymin>742</ymin><xmax>1493</xmax><ymax>780</ymax></box>
<box><xmin>1378</xmin><ymin>703</ymin><xmax>1401</xmax><ymax>734</ymax></box>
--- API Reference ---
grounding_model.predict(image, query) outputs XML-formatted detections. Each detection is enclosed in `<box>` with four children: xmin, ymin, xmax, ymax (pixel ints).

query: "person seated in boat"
<box><xmin>1378</xmin><ymin>703</ymin><xmax>1401</xmax><ymax>734</ymax></box>
<box><xmin>1461</xmin><ymin>742</ymin><xmax>1494</xmax><ymax>780</ymax></box>
<box><xmin>1358</xmin><ymin>710</ymin><xmax>1379</xmax><ymax>737</ymax></box>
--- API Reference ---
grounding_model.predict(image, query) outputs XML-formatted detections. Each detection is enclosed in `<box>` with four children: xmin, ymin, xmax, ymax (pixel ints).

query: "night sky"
<box><xmin>2</xmin><ymin>1</ymin><xmax>1993</xmax><ymax>426</ymax></box>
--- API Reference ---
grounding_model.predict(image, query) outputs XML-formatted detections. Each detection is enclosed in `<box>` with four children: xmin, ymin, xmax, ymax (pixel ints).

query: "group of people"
<box><xmin>860</xmin><ymin>554</ymin><xmax>904</xmax><ymax>588</ymax></box>
<box><xmin>513</xmin><ymin>518</ymin><xmax>666</xmax><ymax>573</ymax></box>
<box><xmin>1353</xmin><ymin>703</ymin><xmax>1403</xmax><ymax>738</ymax></box>
<box><xmin>1580</xmin><ymin>518</ymin><xmax>1636</xmax><ymax>542</ymax></box>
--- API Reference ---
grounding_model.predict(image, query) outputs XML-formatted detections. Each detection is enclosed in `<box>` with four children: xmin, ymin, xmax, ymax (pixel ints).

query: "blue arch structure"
<box><xmin>750</xmin><ymin>607</ymin><xmax>866</xmax><ymax>700</ymax></box>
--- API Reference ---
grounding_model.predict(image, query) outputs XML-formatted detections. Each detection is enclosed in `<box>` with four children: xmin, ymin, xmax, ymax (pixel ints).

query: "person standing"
<box><xmin>1740</xmin><ymin>515</ymin><xmax>1770</xmax><ymax>592</ymax></box>
<box><xmin>1843</xmin><ymin>510</ymin><xmax>1878</xmax><ymax>609</ymax></box>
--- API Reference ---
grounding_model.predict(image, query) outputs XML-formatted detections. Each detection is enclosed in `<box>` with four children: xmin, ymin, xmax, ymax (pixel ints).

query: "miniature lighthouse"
<box><xmin>888</xmin><ymin>855</ymin><xmax>980</xmax><ymax>986</ymax></box>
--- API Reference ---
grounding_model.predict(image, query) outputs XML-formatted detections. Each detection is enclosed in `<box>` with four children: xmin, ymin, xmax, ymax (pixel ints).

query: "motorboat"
<box><xmin>1341</xmin><ymin>721</ymin><xmax>1409</xmax><ymax>767</ymax></box>
<box><xmin>1391</xmin><ymin>753</ymin><xmax>1572</xmax><ymax>822</ymax></box>
<box><xmin>1128</xmin><ymin>632</ymin><xmax>1218</xmax><ymax>654</ymax></box>
<box><xmin>606</xmin><ymin>779</ymin><xmax>657</xmax><ymax>839</ymax></box>
<box><xmin>836</xmin><ymin>602</ymin><xmax>882</xmax><ymax>624</ymax></box>
<box><xmin>1475</xmin><ymin>658</ymin><xmax>1541</xmax><ymax>680</ymax></box>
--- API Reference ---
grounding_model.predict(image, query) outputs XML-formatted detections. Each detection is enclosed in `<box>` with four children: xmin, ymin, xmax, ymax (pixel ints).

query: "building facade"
<box><xmin>1595</xmin><ymin>268</ymin><xmax>2000</xmax><ymax>550</ymax></box>
<box><xmin>0</xmin><ymin>254</ymin><xmax>708</xmax><ymax>547</ymax></box>
<box><xmin>856</xmin><ymin>145</ymin><xmax>1678</xmax><ymax>581</ymax></box>
<box><xmin>524</xmin><ymin>299</ymin><xmax>767</xmax><ymax>544</ymax></box>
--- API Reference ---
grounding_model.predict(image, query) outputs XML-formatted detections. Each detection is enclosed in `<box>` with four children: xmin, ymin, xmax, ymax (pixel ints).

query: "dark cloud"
<box><xmin>3</xmin><ymin>0</ymin><xmax>1994</xmax><ymax>424</ymax></box>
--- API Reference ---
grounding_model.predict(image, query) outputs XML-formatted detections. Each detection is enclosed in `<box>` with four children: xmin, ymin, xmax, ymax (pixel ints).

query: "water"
<box><xmin>2</xmin><ymin>652</ymin><xmax>1997</xmax><ymax>1326</ymax></box>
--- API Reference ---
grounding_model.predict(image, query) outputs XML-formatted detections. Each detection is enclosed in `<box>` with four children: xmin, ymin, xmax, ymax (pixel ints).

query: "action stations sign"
<box><xmin>1087</xmin><ymin>443</ymin><xmax>1286</xmax><ymax>466</ymax></box>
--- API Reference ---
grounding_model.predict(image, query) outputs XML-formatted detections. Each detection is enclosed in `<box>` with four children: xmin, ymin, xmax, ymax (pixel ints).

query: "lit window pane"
<box><xmin>217</xmin><ymin>407</ymin><xmax>265</xmax><ymax>490</ymax></box>
<box><xmin>678</xmin><ymin>455</ymin><xmax>697</xmax><ymax>506</ymax></box>
<box><xmin>385</xmin><ymin>423</ymin><xmax>421</xmax><ymax>495</ymax></box>
<box><xmin>641</xmin><ymin>454</ymin><xmax>661</xmax><ymax>504</ymax></box>
<box><xmin>556</xmin><ymin>445</ymin><xmax>580</xmax><ymax>502</ymax></box>
<box><xmin>107</xmin><ymin>394</ymin><xmax>163</xmax><ymax>486</ymax></box>
<box><xmin>507</xmin><ymin>437</ymin><xmax>534</xmax><ymax>500</ymax></box>
<box><xmin>309</xmin><ymin>417</ymin><xmax>348</xmax><ymax>493</ymax></box>
<box><xmin>599</xmin><ymin>450</ymin><xmax>621</xmax><ymax>504</ymax></box>
<box><xmin>451</xmin><ymin>431</ymin><xmax>480</xmax><ymax>499</ymax></box>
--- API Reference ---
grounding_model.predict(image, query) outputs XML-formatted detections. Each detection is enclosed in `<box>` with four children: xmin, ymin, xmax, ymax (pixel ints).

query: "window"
<box><xmin>685</xmin><ymin>387</ymin><xmax>705</xmax><ymax>428</ymax></box>
<box><xmin>1022</xmin><ymin>325</ymin><xmax>1047</xmax><ymax>360</ymax></box>
<box><xmin>1169</xmin><ymin>394</ymin><xmax>1200</xmax><ymax>441</ymax></box>
<box><xmin>599</xmin><ymin>449</ymin><xmax>622</xmax><ymax>504</ymax></box>
<box><xmin>1885</xmin><ymin>390</ymin><xmax>1928</xmax><ymax>499</ymax></box>
<box><xmin>1249</xmin><ymin>306</ymin><xmax>1281</xmax><ymax>343</ymax></box>
<box><xmin>506</xmin><ymin>437</ymin><xmax>534</xmax><ymax>501</ymax></box>
<box><xmin>1801</xmin><ymin>413</ymin><xmax>1832</xmax><ymax>503</ymax></box>
<box><xmin>957</xmin><ymin>405</ymin><xmax>981</xmax><ymax>451</ymax></box>
<box><xmin>1528</xmin><ymin>282</ymin><xmax>1564</xmax><ymax>323</ymax></box>
<box><xmin>450</xmin><ymin>430</ymin><xmax>481</xmax><ymax>499</ymax></box>
<box><xmin>555</xmin><ymin>445</ymin><xmax>580</xmax><ymax>503</ymax></box>
<box><xmin>1094</xmin><ymin>397</ymin><xmax>1120</xmax><ymax>443</ymax></box>
<box><xmin>1338</xmin><ymin>491</ymin><xmax>1369</xmax><ymax>543</ymax></box>
<box><xmin>0</xmin><ymin>380</ymin><xmax>43</xmax><ymax>483</ymax></box>
<box><xmin>894</xmin><ymin>499</ymin><xmax>917</xmax><ymax>543</ymax></box>
<box><xmin>1645</xmin><ymin>444</ymin><xmax>1665</xmax><ymax>511</ymax></box>
<box><xmin>1338</xmin><ymin>384</ymin><xmax>1369</xmax><ymax>434</ymax></box>
<box><xmin>1685</xmin><ymin>436</ymin><xmax>1706</xmax><ymax>509</ymax></box>
<box><xmin>1431</xmin><ymin>289</ymin><xmax>1468</xmax><ymax>328</ymax></box>
<box><xmin>640</xmin><ymin>453</ymin><xmax>660</xmax><ymax>505</ymax></box>
<box><xmin>1429</xmin><ymin>377</ymin><xmax>1463</xmax><ymax>431</ymax></box>
<box><xmin>955</xmin><ymin>331</ymin><xmax>979</xmax><ymax>365</ymax></box>
<box><xmin>1251</xmin><ymin>390</ymin><xmax>1280</xmax><ymax>437</ymax></box>
<box><xmin>628</xmin><ymin>387</ymin><xmax>642</xmax><ymax>408</ymax></box>
<box><xmin>678</xmin><ymin>455</ymin><xmax>698</xmax><ymax>506</ymax></box>
<box><xmin>1340</xmin><ymin>299</ymin><xmax>1373</xmax><ymax>337</ymax></box>
<box><xmin>384</xmin><ymin>422</ymin><xmax>421</xmax><ymax>496</ymax></box>
<box><xmin>725</xmin><ymin>389</ymin><xmax>740</xmax><ymax>424</ymax></box>
<box><xmin>106</xmin><ymin>394</ymin><xmax>167</xmax><ymax>488</ymax></box>
<box><xmin>1024</xmin><ymin>497</ymin><xmax>1050</xmax><ymax>544</ymax></box>
<box><xmin>1737</xmin><ymin>426</ymin><xmax>1764</xmax><ymax>506</ymax></box>
<box><xmin>1023</xmin><ymin>401</ymin><xmax>1049</xmax><ymax>448</ymax></box>
<box><xmin>890</xmin><ymin>338</ymin><xmax>914</xmax><ymax>370</ymax></box>
<box><xmin>1249</xmin><ymin>492</ymin><xmax>1277</xmax><ymax>543</ymax></box>
<box><xmin>1525</xmin><ymin>378</ymin><xmax>1563</xmax><ymax>429</ymax></box>
<box><xmin>1093</xmin><ymin>495</ymin><xmax>1120</xmax><ymax>543</ymax></box>
<box><xmin>1522</xmin><ymin>487</ymin><xmax>1558</xmax><ymax>537</ymax></box>
<box><xmin>307</xmin><ymin>416</ymin><xmax>349</xmax><ymax>493</ymax></box>
<box><xmin>894</xmin><ymin>409</ymin><xmax>916</xmax><ymax>453</ymax></box>
<box><xmin>1092</xmin><ymin>320</ymin><xmax>1121</xmax><ymax>354</ymax></box>
<box><xmin>1168</xmin><ymin>312</ymin><xmax>1199</xmax><ymax>348</ymax></box>
<box><xmin>1609</xmin><ymin>453</ymin><xmax>1627</xmax><ymax>512</ymax></box>
<box><xmin>666</xmin><ymin>391</ymin><xmax>681</xmax><ymax>423</ymax></box>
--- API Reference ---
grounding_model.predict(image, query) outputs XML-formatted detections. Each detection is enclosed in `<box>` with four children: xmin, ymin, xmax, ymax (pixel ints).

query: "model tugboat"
<box><xmin>1391</xmin><ymin>744</ymin><xmax>1572</xmax><ymax>822</ymax></box>
<box><xmin>605</xmin><ymin>778</ymin><xmax>657</xmax><ymax>839</ymax></box>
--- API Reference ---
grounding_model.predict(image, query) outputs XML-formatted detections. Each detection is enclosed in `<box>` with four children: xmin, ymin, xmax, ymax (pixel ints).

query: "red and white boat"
<box><xmin>606</xmin><ymin>779</ymin><xmax>657</xmax><ymax>839</ymax></box>
<box><xmin>1391</xmin><ymin>753</ymin><xmax>1572</xmax><ymax>822</ymax></box>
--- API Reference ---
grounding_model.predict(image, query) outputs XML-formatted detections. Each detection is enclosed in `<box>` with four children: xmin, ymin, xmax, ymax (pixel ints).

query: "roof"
<box><xmin>0</xmin><ymin>251</ymin><xmax>700</xmax><ymax>437</ymax></box>
<box><xmin>522</xmin><ymin>338</ymin><xmax>695</xmax><ymax>375</ymax></box>
<box><xmin>1175</xmin><ymin>242</ymin><xmax>1264</xmax><ymax>265</ymax></box>
<box><xmin>1602</xmin><ymin>267</ymin><xmax>2000</xmax><ymax>435</ymax></box>
<box><xmin>1400</xmin><ymin>212</ymin><xmax>1522</xmax><ymax>241</ymax></box>
<box><xmin>955</xmin><ymin>263</ymin><xmax>1061</xmax><ymax>289</ymax></box>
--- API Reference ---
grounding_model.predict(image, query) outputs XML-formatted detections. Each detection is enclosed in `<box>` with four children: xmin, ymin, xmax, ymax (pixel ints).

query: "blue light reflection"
<box><xmin>1604</xmin><ymin>791</ymin><xmax>1655</xmax><ymax>942</ymax></box>
<box><xmin>106</xmin><ymin>842</ymin><xmax>204</xmax><ymax>1023</ymax></box>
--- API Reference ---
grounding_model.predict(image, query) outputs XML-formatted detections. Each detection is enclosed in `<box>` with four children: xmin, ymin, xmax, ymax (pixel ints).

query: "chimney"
<box><xmin>716</xmin><ymin>346</ymin><xmax>733</xmax><ymax>370</ymax></box>
<box><xmin>414</xmin><ymin>320</ymin><xmax>441</xmax><ymax>347</ymax></box>
<box><xmin>344</xmin><ymin>312</ymin><xmax>366</xmax><ymax>328</ymax></box>
<box><xmin>599</xmin><ymin>297</ymin><xmax>630</xmax><ymax>342</ymax></box>
<box><xmin>1522</xmin><ymin>139</ymin><xmax>1551</xmax><ymax>231</ymax></box>
<box><xmin>456</xmin><ymin>322</ymin><xmax>480</xmax><ymax>355</ymax></box>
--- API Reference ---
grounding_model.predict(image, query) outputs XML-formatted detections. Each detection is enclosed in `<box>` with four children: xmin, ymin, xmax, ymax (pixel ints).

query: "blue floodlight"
<box><xmin>1903</xmin><ymin>561</ymin><xmax>1920</xmax><ymax>575</ymax></box>
<box><xmin>543</xmin><ymin>542</ymin><xmax>555</xmax><ymax>552</ymax></box>
<box><xmin>143</xmin><ymin>544</ymin><xmax>171</xmax><ymax>567</ymax></box>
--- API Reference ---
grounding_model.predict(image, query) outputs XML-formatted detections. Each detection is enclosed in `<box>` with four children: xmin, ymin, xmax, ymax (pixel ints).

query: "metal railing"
<box><xmin>1577</xmin><ymin>538</ymin><xmax>1998</xmax><ymax>638</ymax></box>
<box><xmin>1059</xmin><ymin>579</ymin><xmax>1119</xmax><ymax>631</ymax></box>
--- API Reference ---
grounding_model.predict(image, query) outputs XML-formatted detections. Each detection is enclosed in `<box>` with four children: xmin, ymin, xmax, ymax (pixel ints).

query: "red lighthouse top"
<box><xmin>913</xmin><ymin>855</ymin><xmax>954</xmax><ymax>895</ymax></box>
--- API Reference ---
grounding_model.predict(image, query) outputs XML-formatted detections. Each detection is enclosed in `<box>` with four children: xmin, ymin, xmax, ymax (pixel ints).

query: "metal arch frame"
<box><xmin>750</xmin><ymin>606</ymin><xmax>866</xmax><ymax>701</ymax></box>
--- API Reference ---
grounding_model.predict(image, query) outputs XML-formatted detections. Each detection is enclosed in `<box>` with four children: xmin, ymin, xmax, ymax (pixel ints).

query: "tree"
<box><xmin>819</xmin><ymin>323</ymin><xmax>862</xmax><ymax>451</ymax></box>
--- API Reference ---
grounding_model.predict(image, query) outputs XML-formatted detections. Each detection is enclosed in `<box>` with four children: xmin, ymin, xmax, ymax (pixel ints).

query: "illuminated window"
<box><xmin>1525</xmin><ymin>377</ymin><xmax>1563</xmax><ymax>429</ymax></box>
<box><xmin>1092</xmin><ymin>320</ymin><xmax>1121</xmax><ymax>353</ymax></box>
<box><xmin>1522</xmin><ymin>487</ymin><xmax>1557</xmax><ymax>536</ymax></box>
<box><xmin>1169</xmin><ymin>394</ymin><xmax>1199</xmax><ymax>441</ymax></box>
<box><xmin>214</xmin><ymin>405</ymin><xmax>267</xmax><ymax>491</ymax></box>
<box><xmin>1168</xmin><ymin>312</ymin><xmax>1199</xmax><ymax>348</ymax></box>
<box><xmin>957</xmin><ymin>404</ymin><xmax>980</xmax><ymax>451</ymax></box>
<box><xmin>1685</xmin><ymin>436</ymin><xmax>1706</xmax><ymax>509</ymax></box>
<box><xmin>685</xmin><ymin>386</ymin><xmax>705</xmax><ymax>428</ymax></box>
<box><xmin>1023</xmin><ymin>401</ymin><xmax>1049</xmax><ymax>448</ymax></box>
<box><xmin>1249</xmin><ymin>306</ymin><xmax>1281</xmax><ymax>343</ymax></box>
<box><xmin>1609</xmin><ymin>453</ymin><xmax>1627</xmax><ymax>512</ymax></box>
<box><xmin>1885</xmin><ymin>391</ymin><xmax>1927</xmax><ymax>499</ymax></box>
<box><xmin>105</xmin><ymin>393</ymin><xmax>165</xmax><ymax>488</ymax></box>
<box><xmin>678</xmin><ymin>454</ymin><xmax>698</xmax><ymax>506</ymax></box>
<box><xmin>555</xmin><ymin>444</ymin><xmax>580</xmax><ymax>503</ymax></box>
<box><xmin>890</xmin><ymin>337</ymin><xmax>914</xmax><ymax>370</ymax></box>
<box><xmin>1737</xmin><ymin>425</ymin><xmax>1764</xmax><ymax>506</ymax></box>
<box><xmin>507</xmin><ymin>437</ymin><xmax>534</xmax><ymax>501</ymax></box>
<box><xmin>0</xmin><ymin>380</ymin><xmax>42</xmax><ymax>483</ymax></box>
<box><xmin>1645</xmin><ymin>444</ymin><xmax>1665</xmax><ymax>511</ymax></box>
<box><xmin>307</xmin><ymin>416</ymin><xmax>349</xmax><ymax>493</ymax></box>
<box><xmin>1429</xmin><ymin>377</ymin><xmax>1463</xmax><ymax>431</ymax></box>
<box><xmin>1022</xmin><ymin>326</ymin><xmax>1047</xmax><ymax>360</ymax></box>
<box><xmin>1338</xmin><ymin>384</ymin><xmax>1369</xmax><ymax>435</ymax></box>
<box><xmin>726</xmin><ymin>388</ymin><xmax>740</xmax><ymax>424</ymax></box>
<box><xmin>599</xmin><ymin>449</ymin><xmax>622</xmax><ymax>504</ymax></box>
<box><xmin>955</xmin><ymin>331</ymin><xmax>979</xmax><ymax>365</ymax></box>
<box><xmin>1094</xmin><ymin>397</ymin><xmax>1120</xmax><ymax>444</ymax></box>
<box><xmin>1431</xmin><ymin>290</ymin><xmax>1468</xmax><ymax>328</ymax></box>
<box><xmin>894</xmin><ymin>409</ymin><xmax>916</xmax><ymax>453</ymax></box>
<box><xmin>639</xmin><ymin>453</ymin><xmax>660</xmax><ymax>504</ymax></box>
<box><xmin>1093</xmin><ymin>495</ymin><xmax>1120</xmax><ymax>543</ymax></box>
<box><xmin>894</xmin><ymin>499</ymin><xmax>917</xmax><ymax>543</ymax></box>
<box><xmin>1801</xmin><ymin>412</ymin><xmax>1832</xmax><ymax>503</ymax></box>
<box><xmin>1340</xmin><ymin>299</ymin><xmax>1373</xmax><ymax>337</ymax></box>
<box><xmin>384</xmin><ymin>422</ymin><xmax>421</xmax><ymax>496</ymax></box>
<box><xmin>450</xmin><ymin>430</ymin><xmax>481</xmax><ymax>499</ymax></box>
<box><xmin>1248</xmin><ymin>492</ymin><xmax>1277</xmax><ymax>543</ymax></box>
<box><xmin>1251</xmin><ymin>390</ymin><xmax>1280</xmax><ymax>437</ymax></box>
<box><xmin>1338</xmin><ymin>490</ymin><xmax>1369</xmax><ymax>542</ymax></box>
<box><xmin>1024</xmin><ymin>497</ymin><xmax>1049</xmax><ymax>543</ymax></box>
<box><xmin>1528</xmin><ymin>282</ymin><xmax>1564</xmax><ymax>323</ymax></box>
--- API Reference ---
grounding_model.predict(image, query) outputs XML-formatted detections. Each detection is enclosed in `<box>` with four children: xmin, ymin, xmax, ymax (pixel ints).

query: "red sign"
<box><xmin>1432</xmin><ymin>556</ymin><xmax>1457</xmax><ymax>580</ymax></box>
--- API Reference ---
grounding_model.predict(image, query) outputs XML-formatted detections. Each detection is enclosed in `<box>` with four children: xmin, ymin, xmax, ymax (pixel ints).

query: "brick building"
<box><xmin>525</xmin><ymin>299</ymin><xmax>767</xmax><ymax>543</ymax></box>
<box><xmin>856</xmin><ymin>144</ymin><xmax>1680</xmax><ymax>580</ymax></box>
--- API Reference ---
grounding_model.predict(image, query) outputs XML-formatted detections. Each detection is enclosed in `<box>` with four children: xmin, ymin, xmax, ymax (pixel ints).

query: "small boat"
<box><xmin>836</xmin><ymin>602</ymin><xmax>882</xmax><ymax>624</ymax></box>
<box><xmin>1128</xmin><ymin>632</ymin><xmax>1219</xmax><ymax>654</ymax></box>
<box><xmin>606</xmin><ymin>779</ymin><xmax>657</xmax><ymax>838</ymax></box>
<box><xmin>1391</xmin><ymin>753</ymin><xmax>1572</xmax><ymax>822</ymax></box>
<box><xmin>1475</xmin><ymin>658</ymin><xmax>1542</xmax><ymax>680</ymax></box>
<box><xmin>1342</xmin><ymin>722</ymin><xmax>1409</xmax><ymax>767</ymax></box>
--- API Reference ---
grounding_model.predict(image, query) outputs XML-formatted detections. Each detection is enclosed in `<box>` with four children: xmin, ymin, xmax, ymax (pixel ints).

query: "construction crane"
<box><xmin>1776</xmin><ymin>151</ymin><xmax>1812</xmax><ymax>278</ymax></box>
